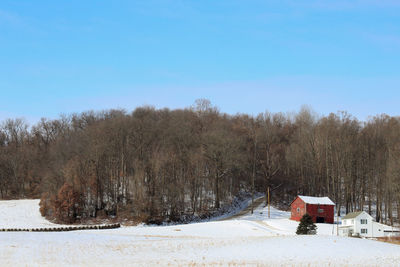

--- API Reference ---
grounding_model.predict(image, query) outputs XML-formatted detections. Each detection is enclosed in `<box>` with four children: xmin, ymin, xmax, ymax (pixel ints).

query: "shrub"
<box><xmin>296</xmin><ymin>213</ymin><xmax>317</xmax><ymax>235</ymax></box>
<box><xmin>39</xmin><ymin>193</ymin><xmax>49</xmax><ymax>217</ymax></box>
<box><xmin>54</xmin><ymin>183</ymin><xmax>80</xmax><ymax>224</ymax></box>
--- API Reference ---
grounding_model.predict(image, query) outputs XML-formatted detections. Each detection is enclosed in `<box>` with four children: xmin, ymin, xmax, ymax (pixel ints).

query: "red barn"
<box><xmin>290</xmin><ymin>195</ymin><xmax>335</xmax><ymax>224</ymax></box>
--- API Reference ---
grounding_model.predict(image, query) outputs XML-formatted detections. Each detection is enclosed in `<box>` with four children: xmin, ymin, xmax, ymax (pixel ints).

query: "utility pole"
<box><xmin>267</xmin><ymin>186</ymin><xmax>270</xmax><ymax>218</ymax></box>
<box><xmin>336</xmin><ymin>207</ymin><xmax>339</xmax><ymax>236</ymax></box>
<box><xmin>251</xmin><ymin>128</ymin><xmax>257</xmax><ymax>214</ymax></box>
<box><xmin>332</xmin><ymin>207</ymin><xmax>335</xmax><ymax>236</ymax></box>
<box><xmin>251</xmin><ymin>132</ymin><xmax>257</xmax><ymax>214</ymax></box>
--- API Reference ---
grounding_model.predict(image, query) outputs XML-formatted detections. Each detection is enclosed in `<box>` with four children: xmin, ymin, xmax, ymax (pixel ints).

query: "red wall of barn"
<box><xmin>306</xmin><ymin>204</ymin><xmax>334</xmax><ymax>224</ymax></box>
<box><xmin>290</xmin><ymin>197</ymin><xmax>334</xmax><ymax>224</ymax></box>
<box><xmin>290</xmin><ymin>197</ymin><xmax>306</xmax><ymax>221</ymax></box>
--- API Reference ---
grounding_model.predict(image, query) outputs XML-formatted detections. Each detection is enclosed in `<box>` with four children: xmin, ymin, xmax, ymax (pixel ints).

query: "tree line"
<box><xmin>0</xmin><ymin>100</ymin><xmax>399</xmax><ymax>225</ymax></box>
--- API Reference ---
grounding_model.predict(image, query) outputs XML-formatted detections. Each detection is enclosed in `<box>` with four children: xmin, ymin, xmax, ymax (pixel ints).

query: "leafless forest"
<box><xmin>0</xmin><ymin>100</ymin><xmax>399</xmax><ymax>225</ymax></box>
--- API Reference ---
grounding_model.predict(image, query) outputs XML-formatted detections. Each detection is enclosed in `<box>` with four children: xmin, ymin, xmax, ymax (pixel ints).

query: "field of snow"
<box><xmin>1</xmin><ymin>199</ymin><xmax>400</xmax><ymax>266</ymax></box>
<box><xmin>238</xmin><ymin>202</ymin><xmax>338</xmax><ymax>236</ymax></box>
<box><xmin>0</xmin><ymin>199</ymin><xmax>58</xmax><ymax>229</ymax></box>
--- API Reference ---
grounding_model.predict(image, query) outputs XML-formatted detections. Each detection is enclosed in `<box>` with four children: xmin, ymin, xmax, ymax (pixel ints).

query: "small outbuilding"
<box><xmin>290</xmin><ymin>195</ymin><xmax>335</xmax><ymax>224</ymax></box>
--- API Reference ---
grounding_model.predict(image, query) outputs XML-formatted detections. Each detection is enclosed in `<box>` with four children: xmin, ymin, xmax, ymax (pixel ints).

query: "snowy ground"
<box><xmin>237</xmin><ymin>202</ymin><xmax>338</xmax><ymax>236</ymax></box>
<box><xmin>1</xmin><ymin>199</ymin><xmax>400</xmax><ymax>266</ymax></box>
<box><xmin>0</xmin><ymin>199</ymin><xmax>58</xmax><ymax>229</ymax></box>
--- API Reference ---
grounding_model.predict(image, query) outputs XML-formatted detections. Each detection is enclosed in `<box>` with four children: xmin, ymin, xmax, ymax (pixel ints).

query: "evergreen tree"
<box><xmin>296</xmin><ymin>213</ymin><xmax>317</xmax><ymax>235</ymax></box>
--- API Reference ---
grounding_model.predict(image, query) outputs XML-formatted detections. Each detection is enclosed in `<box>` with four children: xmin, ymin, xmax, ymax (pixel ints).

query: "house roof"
<box><xmin>342</xmin><ymin>211</ymin><xmax>364</xmax><ymax>220</ymax></box>
<box><xmin>297</xmin><ymin>195</ymin><xmax>335</xmax><ymax>205</ymax></box>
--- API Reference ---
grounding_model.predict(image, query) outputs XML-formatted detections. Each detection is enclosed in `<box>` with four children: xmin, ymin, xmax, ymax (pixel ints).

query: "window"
<box><xmin>360</xmin><ymin>219</ymin><xmax>368</xmax><ymax>224</ymax></box>
<box><xmin>351</xmin><ymin>219</ymin><xmax>354</xmax><ymax>224</ymax></box>
<box><xmin>361</xmin><ymin>229</ymin><xmax>368</xmax><ymax>234</ymax></box>
<box><xmin>297</xmin><ymin>208</ymin><xmax>300</xmax><ymax>213</ymax></box>
<box><xmin>318</xmin><ymin>208</ymin><xmax>324</xmax><ymax>213</ymax></box>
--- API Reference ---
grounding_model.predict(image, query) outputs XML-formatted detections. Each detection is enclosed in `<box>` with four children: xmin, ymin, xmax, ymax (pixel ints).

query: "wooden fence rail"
<box><xmin>0</xmin><ymin>223</ymin><xmax>121</xmax><ymax>232</ymax></box>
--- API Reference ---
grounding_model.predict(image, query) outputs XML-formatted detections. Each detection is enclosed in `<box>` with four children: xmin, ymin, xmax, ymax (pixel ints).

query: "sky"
<box><xmin>0</xmin><ymin>0</ymin><xmax>399</xmax><ymax>123</ymax></box>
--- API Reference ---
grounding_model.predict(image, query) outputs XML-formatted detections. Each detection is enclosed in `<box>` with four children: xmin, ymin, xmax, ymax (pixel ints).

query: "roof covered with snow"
<box><xmin>342</xmin><ymin>211</ymin><xmax>365</xmax><ymax>220</ymax></box>
<box><xmin>297</xmin><ymin>196</ymin><xmax>335</xmax><ymax>205</ymax></box>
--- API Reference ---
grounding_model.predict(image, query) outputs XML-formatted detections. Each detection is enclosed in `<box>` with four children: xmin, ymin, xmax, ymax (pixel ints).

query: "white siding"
<box><xmin>339</xmin><ymin>211</ymin><xmax>400</xmax><ymax>238</ymax></box>
<box><xmin>355</xmin><ymin>212</ymin><xmax>373</xmax><ymax>237</ymax></box>
<box><xmin>339</xmin><ymin>211</ymin><xmax>373</xmax><ymax>237</ymax></box>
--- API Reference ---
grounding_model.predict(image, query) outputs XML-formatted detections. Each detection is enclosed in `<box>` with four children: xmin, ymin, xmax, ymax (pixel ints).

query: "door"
<box><xmin>316</xmin><ymin>217</ymin><xmax>325</xmax><ymax>223</ymax></box>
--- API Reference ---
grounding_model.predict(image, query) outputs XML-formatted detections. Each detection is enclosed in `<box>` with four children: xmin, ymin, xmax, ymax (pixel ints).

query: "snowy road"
<box><xmin>1</xmin><ymin>199</ymin><xmax>400</xmax><ymax>266</ymax></box>
<box><xmin>218</xmin><ymin>195</ymin><xmax>266</xmax><ymax>221</ymax></box>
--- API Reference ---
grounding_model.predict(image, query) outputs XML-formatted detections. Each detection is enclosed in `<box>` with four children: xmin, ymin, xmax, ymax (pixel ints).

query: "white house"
<box><xmin>339</xmin><ymin>211</ymin><xmax>400</xmax><ymax>238</ymax></box>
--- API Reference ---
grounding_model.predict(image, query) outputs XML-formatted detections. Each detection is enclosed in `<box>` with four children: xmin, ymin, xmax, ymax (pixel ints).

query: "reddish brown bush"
<box><xmin>53</xmin><ymin>183</ymin><xmax>80</xmax><ymax>224</ymax></box>
<box><xmin>39</xmin><ymin>192</ymin><xmax>50</xmax><ymax>217</ymax></box>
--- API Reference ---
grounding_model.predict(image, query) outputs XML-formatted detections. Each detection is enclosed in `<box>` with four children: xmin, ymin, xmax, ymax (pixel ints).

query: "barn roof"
<box><xmin>297</xmin><ymin>195</ymin><xmax>335</xmax><ymax>205</ymax></box>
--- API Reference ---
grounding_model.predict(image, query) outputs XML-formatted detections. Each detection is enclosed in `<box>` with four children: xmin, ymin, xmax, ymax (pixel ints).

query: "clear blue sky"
<box><xmin>1</xmin><ymin>0</ymin><xmax>399</xmax><ymax>123</ymax></box>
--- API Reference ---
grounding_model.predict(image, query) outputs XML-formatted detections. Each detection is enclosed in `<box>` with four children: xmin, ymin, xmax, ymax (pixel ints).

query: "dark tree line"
<box><xmin>0</xmin><ymin>100</ymin><xmax>399</xmax><ymax>225</ymax></box>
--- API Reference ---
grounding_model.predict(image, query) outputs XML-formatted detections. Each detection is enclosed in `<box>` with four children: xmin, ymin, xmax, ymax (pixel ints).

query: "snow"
<box><xmin>0</xmin><ymin>199</ymin><xmax>58</xmax><ymax>229</ymax></box>
<box><xmin>1</xmin><ymin>199</ymin><xmax>400</xmax><ymax>266</ymax></box>
<box><xmin>236</xmin><ymin>200</ymin><xmax>338</xmax><ymax>236</ymax></box>
<box><xmin>298</xmin><ymin>195</ymin><xmax>335</xmax><ymax>205</ymax></box>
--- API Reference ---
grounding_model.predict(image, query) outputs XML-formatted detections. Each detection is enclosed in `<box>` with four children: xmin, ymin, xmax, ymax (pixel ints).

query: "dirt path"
<box><xmin>219</xmin><ymin>196</ymin><xmax>265</xmax><ymax>221</ymax></box>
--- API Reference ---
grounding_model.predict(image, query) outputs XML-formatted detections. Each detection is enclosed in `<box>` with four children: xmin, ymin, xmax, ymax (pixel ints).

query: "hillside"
<box><xmin>2</xmin><ymin>108</ymin><xmax>400</xmax><ymax>225</ymax></box>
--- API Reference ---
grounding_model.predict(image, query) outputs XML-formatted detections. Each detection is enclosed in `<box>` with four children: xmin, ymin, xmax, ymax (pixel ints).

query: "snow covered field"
<box><xmin>0</xmin><ymin>199</ymin><xmax>58</xmax><ymax>229</ymax></box>
<box><xmin>1</xmin><ymin>199</ymin><xmax>400</xmax><ymax>266</ymax></box>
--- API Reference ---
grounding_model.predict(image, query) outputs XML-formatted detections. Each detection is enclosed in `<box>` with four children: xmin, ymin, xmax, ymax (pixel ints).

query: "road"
<box><xmin>219</xmin><ymin>196</ymin><xmax>266</xmax><ymax>221</ymax></box>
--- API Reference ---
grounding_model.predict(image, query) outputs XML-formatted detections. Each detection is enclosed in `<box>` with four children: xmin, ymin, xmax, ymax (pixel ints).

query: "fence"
<box><xmin>0</xmin><ymin>223</ymin><xmax>121</xmax><ymax>232</ymax></box>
